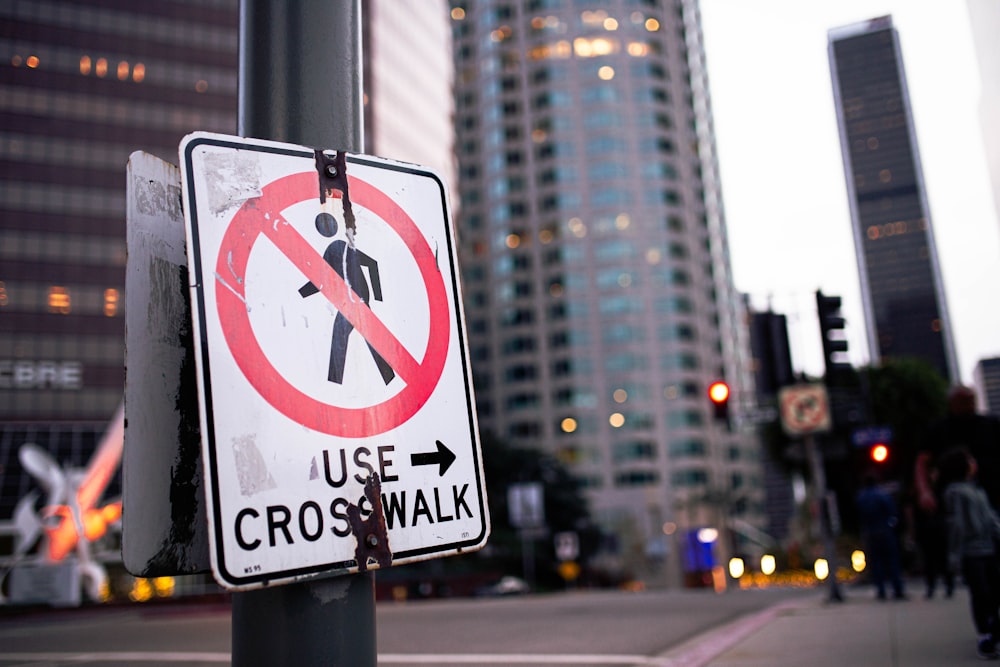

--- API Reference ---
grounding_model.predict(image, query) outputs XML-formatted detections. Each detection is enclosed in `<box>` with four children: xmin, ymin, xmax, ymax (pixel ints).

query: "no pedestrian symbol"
<box><xmin>180</xmin><ymin>132</ymin><xmax>489</xmax><ymax>590</ymax></box>
<box><xmin>216</xmin><ymin>169</ymin><xmax>449</xmax><ymax>438</ymax></box>
<box><xmin>778</xmin><ymin>384</ymin><xmax>832</xmax><ymax>436</ymax></box>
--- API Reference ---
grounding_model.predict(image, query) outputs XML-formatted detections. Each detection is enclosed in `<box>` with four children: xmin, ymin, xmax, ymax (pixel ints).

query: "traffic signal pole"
<box><xmin>804</xmin><ymin>433</ymin><xmax>843</xmax><ymax>602</ymax></box>
<box><xmin>232</xmin><ymin>2</ymin><xmax>376</xmax><ymax>665</ymax></box>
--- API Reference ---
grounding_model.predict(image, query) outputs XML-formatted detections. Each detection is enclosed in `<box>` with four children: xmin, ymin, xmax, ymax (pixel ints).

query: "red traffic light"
<box><xmin>708</xmin><ymin>381</ymin><xmax>730</xmax><ymax>404</ymax></box>
<box><xmin>870</xmin><ymin>443</ymin><xmax>889</xmax><ymax>463</ymax></box>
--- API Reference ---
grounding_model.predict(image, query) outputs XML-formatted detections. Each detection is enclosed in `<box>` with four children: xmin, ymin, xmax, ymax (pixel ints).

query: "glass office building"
<box><xmin>829</xmin><ymin>16</ymin><xmax>958</xmax><ymax>383</ymax></box>
<box><xmin>449</xmin><ymin>0</ymin><xmax>763</xmax><ymax>583</ymax></box>
<box><xmin>0</xmin><ymin>0</ymin><xmax>239</xmax><ymax>518</ymax></box>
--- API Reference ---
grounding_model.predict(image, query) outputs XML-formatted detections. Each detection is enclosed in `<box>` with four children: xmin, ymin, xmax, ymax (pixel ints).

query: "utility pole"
<box><xmin>231</xmin><ymin>2</ymin><xmax>375</xmax><ymax>665</ymax></box>
<box><xmin>804</xmin><ymin>433</ymin><xmax>843</xmax><ymax>602</ymax></box>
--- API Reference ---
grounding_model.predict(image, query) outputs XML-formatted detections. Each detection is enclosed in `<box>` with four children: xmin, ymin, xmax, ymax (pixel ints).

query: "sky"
<box><xmin>699</xmin><ymin>1</ymin><xmax>1000</xmax><ymax>385</ymax></box>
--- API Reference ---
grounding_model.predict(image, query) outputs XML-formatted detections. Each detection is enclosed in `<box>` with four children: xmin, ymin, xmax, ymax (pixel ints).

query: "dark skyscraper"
<box><xmin>829</xmin><ymin>16</ymin><xmax>958</xmax><ymax>383</ymax></box>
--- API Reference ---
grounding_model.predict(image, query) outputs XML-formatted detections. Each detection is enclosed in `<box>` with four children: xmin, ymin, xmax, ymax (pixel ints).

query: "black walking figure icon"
<box><xmin>299</xmin><ymin>212</ymin><xmax>395</xmax><ymax>386</ymax></box>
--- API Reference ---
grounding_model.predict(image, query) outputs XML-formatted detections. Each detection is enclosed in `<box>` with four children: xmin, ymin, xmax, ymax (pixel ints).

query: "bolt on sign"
<box><xmin>180</xmin><ymin>132</ymin><xmax>489</xmax><ymax>590</ymax></box>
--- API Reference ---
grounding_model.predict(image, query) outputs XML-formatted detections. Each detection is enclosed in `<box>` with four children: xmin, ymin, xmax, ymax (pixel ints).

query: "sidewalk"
<box><xmin>661</xmin><ymin>584</ymin><xmax>985</xmax><ymax>667</ymax></box>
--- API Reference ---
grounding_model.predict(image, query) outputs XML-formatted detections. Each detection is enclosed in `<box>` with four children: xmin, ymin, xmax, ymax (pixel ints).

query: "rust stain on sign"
<box><xmin>314</xmin><ymin>150</ymin><xmax>356</xmax><ymax>234</ymax></box>
<box><xmin>346</xmin><ymin>473</ymin><xmax>392</xmax><ymax>571</ymax></box>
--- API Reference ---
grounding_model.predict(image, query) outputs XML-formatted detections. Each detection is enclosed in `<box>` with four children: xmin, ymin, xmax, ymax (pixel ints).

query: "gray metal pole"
<box><xmin>804</xmin><ymin>434</ymin><xmax>844</xmax><ymax>602</ymax></box>
<box><xmin>233</xmin><ymin>2</ymin><xmax>375</xmax><ymax>665</ymax></box>
<box><xmin>239</xmin><ymin>0</ymin><xmax>364</xmax><ymax>149</ymax></box>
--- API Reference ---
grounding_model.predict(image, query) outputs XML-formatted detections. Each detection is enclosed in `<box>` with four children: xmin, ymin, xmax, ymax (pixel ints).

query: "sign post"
<box><xmin>778</xmin><ymin>384</ymin><xmax>843</xmax><ymax>602</ymax></box>
<box><xmin>219</xmin><ymin>3</ymin><xmax>487</xmax><ymax>665</ymax></box>
<box><xmin>233</xmin><ymin>4</ymin><xmax>372</xmax><ymax>664</ymax></box>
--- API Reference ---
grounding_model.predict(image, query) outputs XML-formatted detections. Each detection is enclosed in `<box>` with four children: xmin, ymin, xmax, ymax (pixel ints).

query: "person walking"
<box><xmin>915</xmin><ymin>386</ymin><xmax>1000</xmax><ymax>599</ymax></box>
<box><xmin>940</xmin><ymin>447</ymin><xmax>1000</xmax><ymax>660</ymax></box>
<box><xmin>856</xmin><ymin>474</ymin><xmax>906</xmax><ymax>601</ymax></box>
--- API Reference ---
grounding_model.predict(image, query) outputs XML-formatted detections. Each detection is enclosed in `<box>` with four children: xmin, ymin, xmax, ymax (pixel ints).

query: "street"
<box><xmin>0</xmin><ymin>586</ymin><xmax>813</xmax><ymax>666</ymax></box>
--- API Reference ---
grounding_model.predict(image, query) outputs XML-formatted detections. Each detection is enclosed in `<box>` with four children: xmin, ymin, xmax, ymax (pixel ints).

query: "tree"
<box><xmin>864</xmin><ymin>357</ymin><xmax>949</xmax><ymax>484</ymax></box>
<box><xmin>476</xmin><ymin>431</ymin><xmax>601</xmax><ymax>588</ymax></box>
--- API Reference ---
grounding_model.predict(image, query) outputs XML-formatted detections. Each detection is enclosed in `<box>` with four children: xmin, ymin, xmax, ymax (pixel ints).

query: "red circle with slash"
<box><xmin>215</xmin><ymin>170</ymin><xmax>450</xmax><ymax>437</ymax></box>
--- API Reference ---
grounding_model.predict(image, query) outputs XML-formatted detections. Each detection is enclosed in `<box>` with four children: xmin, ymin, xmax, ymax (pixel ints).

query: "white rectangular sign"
<box><xmin>180</xmin><ymin>132</ymin><xmax>489</xmax><ymax>590</ymax></box>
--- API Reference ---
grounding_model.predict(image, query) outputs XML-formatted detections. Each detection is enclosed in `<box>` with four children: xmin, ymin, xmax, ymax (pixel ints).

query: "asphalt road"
<box><xmin>0</xmin><ymin>586</ymin><xmax>815</xmax><ymax>666</ymax></box>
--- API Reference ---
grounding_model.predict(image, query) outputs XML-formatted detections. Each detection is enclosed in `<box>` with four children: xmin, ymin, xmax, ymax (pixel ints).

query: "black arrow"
<box><xmin>410</xmin><ymin>440</ymin><xmax>456</xmax><ymax>476</ymax></box>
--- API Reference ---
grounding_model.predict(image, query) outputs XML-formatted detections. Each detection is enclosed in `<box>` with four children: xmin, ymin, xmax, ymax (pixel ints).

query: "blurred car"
<box><xmin>475</xmin><ymin>575</ymin><xmax>530</xmax><ymax>596</ymax></box>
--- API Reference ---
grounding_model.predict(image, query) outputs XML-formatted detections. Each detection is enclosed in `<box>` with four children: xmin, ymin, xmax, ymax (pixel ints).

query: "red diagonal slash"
<box><xmin>211</xmin><ymin>170</ymin><xmax>450</xmax><ymax>437</ymax></box>
<box><xmin>260</xmin><ymin>211</ymin><xmax>422</xmax><ymax>384</ymax></box>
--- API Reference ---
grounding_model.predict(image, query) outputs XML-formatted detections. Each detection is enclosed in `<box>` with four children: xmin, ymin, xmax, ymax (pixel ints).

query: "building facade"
<box><xmin>967</xmin><ymin>0</ymin><xmax>1000</xmax><ymax>237</ymax></box>
<box><xmin>975</xmin><ymin>357</ymin><xmax>1000</xmax><ymax>417</ymax></box>
<box><xmin>449</xmin><ymin>0</ymin><xmax>764</xmax><ymax>584</ymax></box>
<box><xmin>0</xmin><ymin>0</ymin><xmax>455</xmax><ymax>520</ymax></box>
<box><xmin>0</xmin><ymin>0</ymin><xmax>240</xmax><ymax>518</ymax></box>
<box><xmin>828</xmin><ymin>16</ymin><xmax>958</xmax><ymax>383</ymax></box>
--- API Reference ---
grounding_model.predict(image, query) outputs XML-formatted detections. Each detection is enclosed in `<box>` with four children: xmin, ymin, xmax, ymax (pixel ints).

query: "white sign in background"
<box><xmin>181</xmin><ymin>132</ymin><xmax>488</xmax><ymax>590</ymax></box>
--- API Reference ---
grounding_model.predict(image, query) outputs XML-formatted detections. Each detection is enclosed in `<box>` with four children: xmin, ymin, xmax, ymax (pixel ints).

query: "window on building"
<box><xmin>614</xmin><ymin>470</ymin><xmax>658</xmax><ymax>487</ymax></box>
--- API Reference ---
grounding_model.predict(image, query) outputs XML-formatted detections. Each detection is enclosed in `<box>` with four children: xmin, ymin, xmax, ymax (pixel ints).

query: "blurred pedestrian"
<box><xmin>940</xmin><ymin>446</ymin><xmax>1000</xmax><ymax>660</ymax></box>
<box><xmin>856</xmin><ymin>473</ymin><xmax>906</xmax><ymax>601</ymax></box>
<box><xmin>914</xmin><ymin>386</ymin><xmax>1000</xmax><ymax>598</ymax></box>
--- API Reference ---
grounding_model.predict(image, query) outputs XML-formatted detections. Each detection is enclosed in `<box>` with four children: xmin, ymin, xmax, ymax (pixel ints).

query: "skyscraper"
<box><xmin>829</xmin><ymin>16</ymin><xmax>958</xmax><ymax>383</ymax></box>
<box><xmin>449</xmin><ymin>0</ymin><xmax>763</xmax><ymax>583</ymax></box>
<box><xmin>966</xmin><ymin>0</ymin><xmax>1000</xmax><ymax>237</ymax></box>
<box><xmin>974</xmin><ymin>357</ymin><xmax>1000</xmax><ymax>417</ymax></box>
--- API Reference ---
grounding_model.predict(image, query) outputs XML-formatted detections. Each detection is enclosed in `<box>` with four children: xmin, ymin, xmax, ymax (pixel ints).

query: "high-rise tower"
<box><xmin>450</xmin><ymin>0</ymin><xmax>762</xmax><ymax>583</ymax></box>
<box><xmin>829</xmin><ymin>16</ymin><xmax>958</xmax><ymax>383</ymax></box>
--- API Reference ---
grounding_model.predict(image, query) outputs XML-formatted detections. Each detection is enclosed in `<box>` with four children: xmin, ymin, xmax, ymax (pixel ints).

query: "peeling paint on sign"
<box><xmin>233</xmin><ymin>435</ymin><xmax>276</xmax><ymax>496</ymax></box>
<box><xmin>203</xmin><ymin>151</ymin><xmax>262</xmax><ymax>215</ymax></box>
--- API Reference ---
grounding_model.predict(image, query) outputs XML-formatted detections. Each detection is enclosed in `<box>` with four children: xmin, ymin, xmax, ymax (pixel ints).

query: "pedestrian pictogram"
<box><xmin>180</xmin><ymin>132</ymin><xmax>489</xmax><ymax>590</ymax></box>
<box><xmin>213</xmin><ymin>168</ymin><xmax>451</xmax><ymax>438</ymax></box>
<box><xmin>778</xmin><ymin>384</ymin><xmax>832</xmax><ymax>436</ymax></box>
<box><xmin>299</xmin><ymin>212</ymin><xmax>394</xmax><ymax>386</ymax></box>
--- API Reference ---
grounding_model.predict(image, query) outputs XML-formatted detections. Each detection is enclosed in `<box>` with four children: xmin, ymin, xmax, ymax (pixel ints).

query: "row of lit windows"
<box><xmin>0</xmin><ymin>281</ymin><xmax>123</xmax><ymax>317</ymax></box>
<box><xmin>0</xmin><ymin>389</ymin><xmax>121</xmax><ymax>418</ymax></box>
<box><xmin>515</xmin><ymin>381</ymin><xmax>697</xmax><ymax>408</ymax></box>
<box><xmin>0</xmin><ymin>333</ymin><xmax>123</xmax><ymax>365</ymax></box>
<box><xmin>3</xmin><ymin>37</ymin><xmax>235</xmax><ymax>94</ymax></box>
<box><xmin>2</xmin><ymin>2</ymin><xmax>237</xmax><ymax>53</ymax></box>
<box><xmin>0</xmin><ymin>230</ymin><xmax>126</xmax><ymax>267</ymax></box>
<box><xmin>496</xmin><ymin>397</ymin><xmax>707</xmax><ymax>432</ymax></box>
<box><xmin>866</xmin><ymin>218</ymin><xmax>927</xmax><ymax>241</ymax></box>
<box><xmin>485</xmin><ymin>219</ymin><xmax>693</xmax><ymax>263</ymax></box>
<box><xmin>462</xmin><ymin>88</ymin><xmax>674</xmax><ymax>131</ymax></box>
<box><xmin>469</xmin><ymin>292</ymin><xmax>698</xmax><ymax>331</ymax></box>
<box><xmin>453</xmin><ymin>7</ymin><xmax>661</xmax><ymax>31</ymax></box>
<box><xmin>501</xmin><ymin>405</ymin><xmax>707</xmax><ymax>443</ymax></box>
<box><xmin>470</xmin><ymin>61</ymin><xmax>670</xmax><ymax>106</ymax></box>
<box><xmin>504</xmin><ymin>269</ymin><xmax>700</xmax><ymax>299</ymax></box>
<box><xmin>0</xmin><ymin>84</ymin><xmax>233</xmax><ymax>137</ymax></box>
<box><xmin>478</xmin><ymin>355</ymin><xmax>694</xmax><ymax>389</ymax></box>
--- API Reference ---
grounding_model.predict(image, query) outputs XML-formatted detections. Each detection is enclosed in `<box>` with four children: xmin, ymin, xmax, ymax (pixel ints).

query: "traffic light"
<box><xmin>815</xmin><ymin>291</ymin><xmax>851</xmax><ymax>384</ymax></box>
<box><xmin>870</xmin><ymin>443</ymin><xmax>889</xmax><ymax>464</ymax></box>
<box><xmin>708</xmin><ymin>381</ymin><xmax>730</xmax><ymax>423</ymax></box>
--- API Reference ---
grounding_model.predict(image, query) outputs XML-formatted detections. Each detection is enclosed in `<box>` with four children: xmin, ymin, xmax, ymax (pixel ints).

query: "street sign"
<box><xmin>508</xmin><ymin>483</ymin><xmax>544</xmax><ymax>529</ymax></box>
<box><xmin>851</xmin><ymin>425</ymin><xmax>893</xmax><ymax>448</ymax></box>
<box><xmin>778</xmin><ymin>384</ymin><xmax>832</xmax><ymax>436</ymax></box>
<box><xmin>123</xmin><ymin>151</ymin><xmax>209</xmax><ymax>577</ymax></box>
<box><xmin>180</xmin><ymin>132</ymin><xmax>488</xmax><ymax>590</ymax></box>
